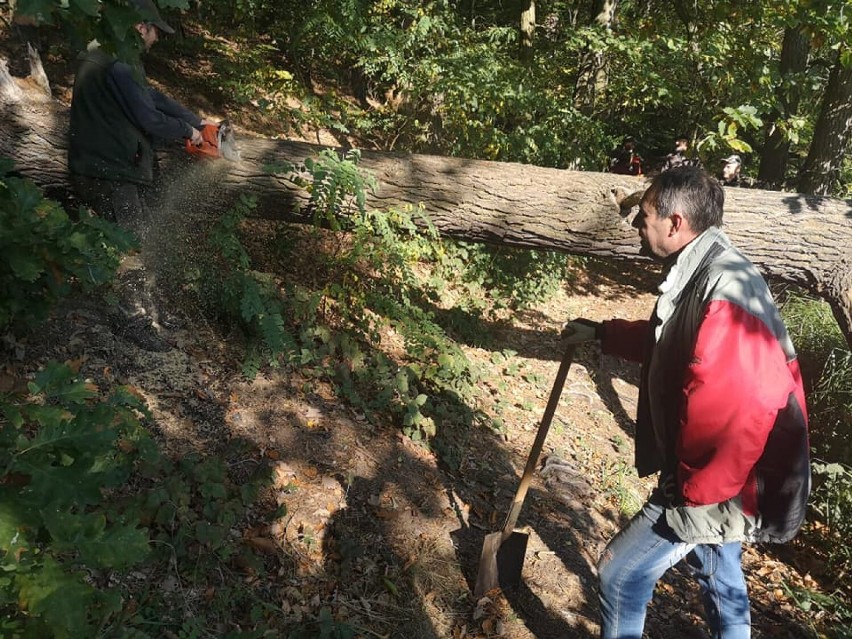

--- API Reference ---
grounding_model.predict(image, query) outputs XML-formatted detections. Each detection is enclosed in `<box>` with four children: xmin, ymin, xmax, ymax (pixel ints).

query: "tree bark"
<box><xmin>758</xmin><ymin>27</ymin><xmax>809</xmax><ymax>188</ymax></box>
<box><xmin>798</xmin><ymin>52</ymin><xmax>852</xmax><ymax>195</ymax></box>
<box><xmin>3</xmin><ymin>54</ymin><xmax>852</xmax><ymax>348</ymax></box>
<box><xmin>519</xmin><ymin>0</ymin><xmax>535</xmax><ymax>63</ymax></box>
<box><xmin>573</xmin><ymin>0</ymin><xmax>618</xmax><ymax>115</ymax></box>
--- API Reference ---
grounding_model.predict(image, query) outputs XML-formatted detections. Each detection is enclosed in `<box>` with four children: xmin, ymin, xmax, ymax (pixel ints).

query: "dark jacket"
<box><xmin>600</xmin><ymin>228</ymin><xmax>810</xmax><ymax>544</ymax></box>
<box><xmin>68</xmin><ymin>47</ymin><xmax>200</xmax><ymax>185</ymax></box>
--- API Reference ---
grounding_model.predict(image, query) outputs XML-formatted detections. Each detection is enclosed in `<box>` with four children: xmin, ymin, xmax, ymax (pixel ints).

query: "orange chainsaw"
<box><xmin>185</xmin><ymin>119</ymin><xmax>241</xmax><ymax>162</ymax></box>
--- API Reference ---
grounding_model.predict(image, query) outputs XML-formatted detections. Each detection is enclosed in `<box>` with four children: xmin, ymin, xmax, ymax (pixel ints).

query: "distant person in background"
<box><xmin>68</xmin><ymin>0</ymin><xmax>216</xmax><ymax>351</ymax></box>
<box><xmin>609</xmin><ymin>136</ymin><xmax>644</xmax><ymax>176</ymax></box>
<box><xmin>720</xmin><ymin>154</ymin><xmax>742</xmax><ymax>186</ymax></box>
<box><xmin>661</xmin><ymin>137</ymin><xmax>701</xmax><ymax>172</ymax></box>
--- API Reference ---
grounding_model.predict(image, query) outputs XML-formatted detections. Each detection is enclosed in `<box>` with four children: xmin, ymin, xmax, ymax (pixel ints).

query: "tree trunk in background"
<box><xmin>758</xmin><ymin>27</ymin><xmax>809</xmax><ymax>188</ymax></box>
<box><xmin>519</xmin><ymin>0</ymin><xmax>535</xmax><ymax>63</ymax></box>
<box><xmin>3</xmin><ymin>54</ymin><xmax>852</xmax><ymax>349</ymax></box>
<box><xmin>798</xmin><ymin>52</ymin><xmax>852</xmax><ymax>195</ymax></box>
<box><xmin>573</xmin><ymin>0</ymin><xmax>618</xmax><ymax>115</ymax></box>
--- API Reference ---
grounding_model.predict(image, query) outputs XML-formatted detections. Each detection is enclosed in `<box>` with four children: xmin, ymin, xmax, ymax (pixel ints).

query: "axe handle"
<box><xmin>501</xmin><ymin>344</ymin><xmax>576</xmax><ymax>538</ymax></box>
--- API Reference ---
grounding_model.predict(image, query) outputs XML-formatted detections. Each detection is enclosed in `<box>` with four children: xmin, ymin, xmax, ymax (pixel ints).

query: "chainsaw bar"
<box><xmin>216</xmin><ymin>119</ymin><xmax>241</xmax><ymax>162</ymax></box>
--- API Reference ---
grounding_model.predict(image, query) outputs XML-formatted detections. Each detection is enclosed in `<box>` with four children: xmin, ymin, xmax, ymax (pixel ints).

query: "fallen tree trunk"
<box><xmin>3</xmin><ymin>54</ymin><xmax>852</xmax><ymax>348</ymax></box>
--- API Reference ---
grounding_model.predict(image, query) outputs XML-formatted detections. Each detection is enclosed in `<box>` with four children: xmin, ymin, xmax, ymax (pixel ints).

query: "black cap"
<box><xmin>130</xmin><ymin>0</ymin><xmax>175</xmax><ymax>34</ymax></box>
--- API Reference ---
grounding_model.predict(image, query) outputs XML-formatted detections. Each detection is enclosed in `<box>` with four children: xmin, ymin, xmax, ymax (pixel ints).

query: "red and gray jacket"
<box><xmin>601</xmin><ymin>227</ymin><xmax>810</xmax><ymax>544</ymax></box>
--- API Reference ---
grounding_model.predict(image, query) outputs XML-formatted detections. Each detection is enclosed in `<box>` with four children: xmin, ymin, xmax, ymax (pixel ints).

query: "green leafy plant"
<box><xmin>199</xmin><ymin>151</ymin><xmax>484</xmax><ymax>462</ymax></box>
<box><xmin>810</xmin><ymin>461</ymin><xmax>852</xmax><ymax>574</ymax></box>
<box><xmin>783</xmin><ymin>580</ymin><xmax>852</xmax><ymax>639</ymax></box>
<box><xmin>285</xmin><ymin>149</ymin><xmax>378</xmax><ymax>230</ymax></box>
<box><xmin>196</xmin><ymin>193</ymin><xmax>298</xmax><ymax>377</ymax></box>
<box><xmin>440</xmin><ymin>243</ymin><xmax>572</xmax><ymax>312</ymax></box>
<box><xmin>698</xmin><ymin>105</ymin><xmax>764</xmax><ymax>154</ymax></box>
<box><xmin>0</xmin><ymin>160</ymin><xmax>133</xmax><ymax>333</ymax></box>
<box><xmin>0</xmin><ymin>362</ymin><xmax>154</xmax><ymax>638</ymax></box>
<box><xmin>0</xmin><ymin>364</ymin><xmax>280</xmax><ymax>638</ymax></box>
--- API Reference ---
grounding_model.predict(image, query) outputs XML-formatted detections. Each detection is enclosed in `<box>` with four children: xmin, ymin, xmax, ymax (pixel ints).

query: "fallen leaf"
<box><xmin>65</xmin><ymin>357</ymin><xmax>86</xmax><ymax>373</ymax></box>
<box><xmin>125</xmin><ymin>386</ymin><xmax>145</xmax><ymax>401</ymax></box>
<box><xmin>246</xmin><ymin>537</ymin><xmax>278</xmax><ymax>555</ymax></box>
<box><xmin>0</xmin><ymin>374</ymin><xmax>17</xmax><ymax>393</ymax></box>
<box><xmin>117</xmin><ymin>439</ymin><xmax>136</xmax><ymax>453</ymax></box>
<box><xmin>302</xmin><ymin>466</ymin><xmax>319</xmax><ymax>480</ymax></box>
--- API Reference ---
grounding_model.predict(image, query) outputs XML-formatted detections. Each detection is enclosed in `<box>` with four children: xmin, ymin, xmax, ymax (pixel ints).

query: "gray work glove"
<box><xmin>562</xmin><ymin>318</ymin><xmax>602</xmax><ymax>344</ymax></box>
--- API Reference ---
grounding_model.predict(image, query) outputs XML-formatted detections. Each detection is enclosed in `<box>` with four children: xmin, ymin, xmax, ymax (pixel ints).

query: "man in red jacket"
<box><xmin>564</xmin><ymin>167</ymin><xmax>809</xmax><ymax>638</ymax></box>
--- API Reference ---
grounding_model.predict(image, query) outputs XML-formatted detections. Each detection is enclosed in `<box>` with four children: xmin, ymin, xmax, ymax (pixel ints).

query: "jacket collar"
<box><xmin>655</xmin><ymin>227</ymin><xmax>728</xmax><ymax>333</ymax></box>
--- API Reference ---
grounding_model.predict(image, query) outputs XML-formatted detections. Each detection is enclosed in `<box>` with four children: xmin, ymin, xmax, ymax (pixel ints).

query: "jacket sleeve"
<box><xmin>107</xmin><ymin>62</ymin><xmax>196</xmax><ymax>140</ymax></box>
<box><xmin>600</xmin><ymin>319</ymin><xmax>649</xmax><ymax>363</ymax></box>
<box><xmin>149</xmin><ymin>87</ymin><xmax>203</xmax><ymax>129</ymax></box>
<box><xmin>676</xmin><ymin>300</ymin><xmax>797</xmax><ymax>506</ymax></box>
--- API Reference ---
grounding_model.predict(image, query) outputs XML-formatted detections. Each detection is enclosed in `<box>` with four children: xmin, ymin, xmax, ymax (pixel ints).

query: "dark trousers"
<box><xmin>71</xmin><ymin>174</ymin><xmax>155</xmax><ymax>240</ymax></box>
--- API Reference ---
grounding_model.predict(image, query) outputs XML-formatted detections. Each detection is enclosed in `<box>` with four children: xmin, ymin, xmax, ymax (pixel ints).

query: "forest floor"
<box><xmin>1</xmin><ymin>23</ymin><xmax>825</xmax><ymax>639</ymax></box>
<box><xmin>19</xmin><ymin>250</ymin><xmax>820</xmax><ymax>639</ymax></box>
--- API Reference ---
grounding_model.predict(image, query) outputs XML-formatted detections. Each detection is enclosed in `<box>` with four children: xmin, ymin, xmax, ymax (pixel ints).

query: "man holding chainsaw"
<box><xmin>563</xmin><ymin>166</ymin><xmax>809</xmax><ymax>638</ymax></box>
<box><xmin>68</xmin><ymin>0</ymin><xmax>216</xmax><ymax>350</ymax></box>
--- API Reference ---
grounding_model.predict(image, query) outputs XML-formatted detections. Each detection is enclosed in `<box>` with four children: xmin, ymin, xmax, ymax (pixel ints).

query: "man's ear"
<box><xmin>668</xmin><ymin>212</ymin><xmax>684</xmax><ymax>236</ymax></box>
<box><xmin>134</xmin><ymin>23</ymin><xmax>146</xmax><ymax>36</ymax></box>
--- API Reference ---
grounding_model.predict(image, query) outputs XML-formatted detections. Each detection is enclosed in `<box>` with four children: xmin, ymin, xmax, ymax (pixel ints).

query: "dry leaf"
<box><xmin>117</xmin><ymin>439</ymin><xmax>136</xmax><ymax>453</ymax></box>
<box><xmin>125</xmin><ymin>386</ymin><xmax>145</xmax><ymax>401</ymax></box>
<box><xmin>402</xmin><ymin>554</ymin><xmax>418</xmax><ymax>571</ymax></box>
<box><xmin>246</xmin><ymin>537</ymin><xmax>278</xmax><ymax>555</ymax></box>
<box><xmin>0</xmin><ymin>374</ymin><xmax>17</xmax><ymax>393</ymax></box>
<box><xmin>65</xmin><ymin>357</ymin><xmax>86</xmax><ymax>373</ymax></box>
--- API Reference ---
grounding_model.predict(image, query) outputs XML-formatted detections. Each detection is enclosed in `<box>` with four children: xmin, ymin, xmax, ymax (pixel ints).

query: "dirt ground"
<box><xmin>11</xmin><ymin>244</ymin><xmax>818</xmax><ymax>638</ymax></box>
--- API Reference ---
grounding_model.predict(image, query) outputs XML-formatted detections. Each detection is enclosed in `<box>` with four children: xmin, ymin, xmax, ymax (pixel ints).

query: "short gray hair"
<box><xmin>644</xmin><ymin>166</ymin><xmax>724</xmax><ymax>233</ymax></box>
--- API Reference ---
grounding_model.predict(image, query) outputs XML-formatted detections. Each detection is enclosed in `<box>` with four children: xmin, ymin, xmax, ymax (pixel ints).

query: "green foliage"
<box><xmin>780</xmin><ymin>290</ymin><xmax>852</xmax><ymax>461</ymax></box>
<box><xmin>118</xmin><ymin>441</ymin><xmax>275</xmax><ymax>637</ymax></box>
<box><xmin>276</xmin><ymin>152</ymin><xmax>484</xmax><ymax>456</ymax></box>
<box><xmin>0</xmin><ymin>162</ymin><xmax>133</xmax><ymax>333</ymax></box>
<box><xmin>781</xmin><ymin>289</ymin><xmax>852</xmax><ymax>605</ymax></box>
<box><xmin>810</xmin><ymin>461</ymin><xmax>852</xmax><ymax>572</ymax></box>
<box><xmin>197</xmin><ymin>193</ymin><xmax>298</xmax><ymax>376</ymax></box>
<box><xmin>285</xmin><ymin>149</ymin><xmax>378</xmax><ymax>230</ymax></box>
<box><xmin>193</xmin><ymin>151</ymin><xmax>484</xmax><ymax>462</ymax></box>
<box><xmin>783</xmin><ymin>579</ymin><xmax>852</xmax><ymax>639</ymax></box>
<box><xmin>15</xmin><ymin>0</ymin><xmax>189</xmax><ymax>60</ymax></box>
<box><xmin>0</xmin><ymin>362</ymin><xmax>154</xmax><ymax>638</ymax></box>
<box><xmin>437</xmin><ymin>243</ymin><xmax>572</xmax><ymax>312</ymax></box>
<box><xmin>0</xmin><ymin>365</ymin><xmax>279</xmax><ymax>637</ymax></box>
<box><xmin>698</xmin><ymin>105</ymin><xmax>764</xmax><ymax>154</ymax></box>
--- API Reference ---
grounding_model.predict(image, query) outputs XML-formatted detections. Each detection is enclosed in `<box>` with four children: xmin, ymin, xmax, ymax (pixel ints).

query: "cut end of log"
<box><xmin>0</xmin><ymin>46</ymin><xmax>51</xmax><ymax>104</ymax></box>
<box><xmin>611</xmin><ymin>186</ymin><xmax>646</xmax><ymax>218</ymax></box>
<box><xmin>26</xmin><ymin>43</ymin><xmax>51</xmax><ymax>97</ymax></box>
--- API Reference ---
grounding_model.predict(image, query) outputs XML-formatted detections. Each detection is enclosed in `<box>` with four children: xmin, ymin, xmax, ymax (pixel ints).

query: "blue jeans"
<box><xmin>598</xmin><ymin>499</ymin><xmax>751</xmax><ymax>639</ymax></box>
